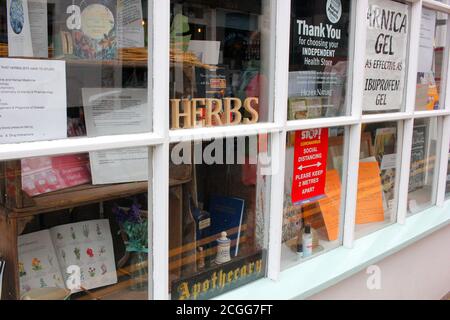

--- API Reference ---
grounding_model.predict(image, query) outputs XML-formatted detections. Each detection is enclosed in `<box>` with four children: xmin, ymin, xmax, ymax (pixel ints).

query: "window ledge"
<box><xmin>213</xmin><ymin>201</ymin><xmax>450</xmax><ymax>300</ymax></box>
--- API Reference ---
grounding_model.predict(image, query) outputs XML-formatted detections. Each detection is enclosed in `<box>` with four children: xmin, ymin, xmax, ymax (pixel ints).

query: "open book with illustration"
<box><xmin>18</xmin><ymin>219</ymin><xmax>117</xmax><ymax>297</ymax></box>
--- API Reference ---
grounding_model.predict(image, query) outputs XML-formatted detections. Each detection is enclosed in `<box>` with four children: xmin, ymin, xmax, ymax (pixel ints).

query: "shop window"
<box><xmin>415</xmin><ymin>10</ymin><xmax>447</xmax><ymax>111</ymax></box>
<box><xmin>169</xmin><ymin>0</ymin><xmax>274</xmax><ymax>129</ymax></box>
<box><xmin>355</xmin><ymin>122</ymin><xmax>398</xmax><ymax>238</ymax></box>
<box><xmin>0</xmin><ymin>147</ymin><xmax>152</xmax><ymax>300</ymax></box>
<box><xmin>0</xmin><ymin>0</ymin><xmax>150</xmax><ymax>143</ymax></box>
<box><xmin>407</xmin><ymin>118</ymin><xmax>439</xmax><ymax>215</ymax></box>
<box><xmin>168</xmin><ymin>135</ymin><xmax>270</xmax><ymax>300</ymax></box>
<box><xmin>282</xmin><ymin>127</ymin><xmax>345</xmax><ymax>269</ymax></box>
<box><xmin>288</xmin><ymin>0</ymin><xmax>352</xmax><ymax>120</ymax></box>
<box><xmin>363</xmin><ymin>0</ymin><xmax>410</xmax><ymax>114</ymax></box>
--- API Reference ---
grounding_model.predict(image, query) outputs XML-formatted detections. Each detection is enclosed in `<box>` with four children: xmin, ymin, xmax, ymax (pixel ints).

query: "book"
<box><xmin>18</xmin><ymin>219</ymin><xmax>117</xmax><ymax>297</ymax></box>
<box><xmin>53</xmin><ymin>0</ymin><xmax>117</xmax><ymax>60</ymax></box>
<box><xmin>21</xmin><ymin>154</ymin><xmax>91</xmax><ymax>197</ymax></box>
<box><xmin>208</xmin><ymin>195</ymin><xmax>245</xmax><ymax>257</ymax></box>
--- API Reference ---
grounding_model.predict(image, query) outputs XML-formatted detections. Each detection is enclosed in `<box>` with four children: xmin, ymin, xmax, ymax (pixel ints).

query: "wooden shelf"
<box><xmin>0</xmin><ymin>43</ymin><xmax>214</xmax><ymax>70</ymax></box>
<box><xmin>65</xmin><ymin>58</ymin><xmax>147</xmax><ymax>68</ymax></box>
<box><xmin>7</xmin><ymin>178</ymin><xmax>190</xmax><ymax>218</ymax></box>
<box><xmin>75</xmin><ymin>278</ymin><xmax>148</xmax><ymax>300</ymax></box>
<box><xmin>75</xmin><ymin>260</ymin><xmax>149</xmax><ymax>300</ymax></box>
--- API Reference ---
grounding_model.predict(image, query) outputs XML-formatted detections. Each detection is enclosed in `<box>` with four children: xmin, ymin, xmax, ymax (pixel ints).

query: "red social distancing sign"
<box><xmin>291</xmin><ymin>128</ymin><xmax>329</xmax><ymax>205</ymax></box>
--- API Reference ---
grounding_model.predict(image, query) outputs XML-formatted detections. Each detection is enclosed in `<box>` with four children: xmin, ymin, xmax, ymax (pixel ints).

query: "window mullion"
<box><xmin>267</xmin><ymin>131</ymin><xmax>287</xmax><ymax>281</ymax></box>
<box><xmin>342</xmin><ymin>0</ymin><xmax>368</xmax><ymax>248</ymax></box>
<box><xmin>151</xmin><ymin>0</ymin><xmax>170</xmax><ymax>300</ymax></box>
<box><xmin>0</xmin><ymin>133</ymin><xmax>164</xmax><ymax>162</ymax></box>
<box><xmin>395</xmin><ymin>0</ymin><xmax>423</xmax><ymax>224</ymax></box>
<box><xmin>435</xmin><ymin>10</ymin><xmax>450</xmax><ymax>205</ymax></box>
<box><xmin>397</xmin><ymin>119</ymin><xmax>414</xmax><ymax>224</ymax></box>
<box><xmin>405</xmin><ymin>0</ymin><xmax>423</xmax><ymax>114</ymax></box>
<box><xmin>273</xmin><ymin>0</ymin><xmax>290</xmax><ymax>127</ymax></box>
<box><xmin>266</xmin><ymin>0</ymin><xmax>290</xmax><ymax>282</ymax></box>
<box><xmin>436</xmin><ymin>116</ymin><xmax>450</xmax><ymax>205</ymax></box>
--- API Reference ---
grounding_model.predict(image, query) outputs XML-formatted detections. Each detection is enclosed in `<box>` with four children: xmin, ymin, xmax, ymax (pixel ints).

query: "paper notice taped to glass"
<box><xmin>82</xmin><ymin>87</ymin><xmax>150</xmax><ymax>184</ymax></box>
<box><xmin>0</xmin><ymin>58</ymin><xmax>67</xmax><ymax>143</ymax></box>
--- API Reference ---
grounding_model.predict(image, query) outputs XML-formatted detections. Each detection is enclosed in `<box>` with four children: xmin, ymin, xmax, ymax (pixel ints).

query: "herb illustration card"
<box><xmin>18</xmin><ymin>230</ymin><xmax>66</xmax><ymax>295</ymax></box>
<box><xmin>54</xmin><ymin>0</ymin><xmax>117</xmax><ymax>60</ymax></box>
<box><xmin>18</xmin><ymin>219</ymin><xmax>117</xmax><ymax>297</ymax></box>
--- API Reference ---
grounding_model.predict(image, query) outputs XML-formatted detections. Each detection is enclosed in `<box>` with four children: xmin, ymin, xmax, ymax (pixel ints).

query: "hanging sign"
<box><xmin>171</xmin><ymin>251</ymin><xmax>264</xmax><ymax>300</ymax></box>
<box><xmin>291</xmin><ymin>128</ymin><xmax>329</xmax><ymax>204</ymax></box>
<box><xmin>363</xmin><ymin>0</ymin><xmax>409</xmax><ymax>112</ymax></box>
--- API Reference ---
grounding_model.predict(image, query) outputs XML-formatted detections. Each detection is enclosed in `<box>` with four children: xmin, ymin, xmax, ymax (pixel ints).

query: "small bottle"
<box><xmin>296</xmin><ymin>243</ymin><xmax>303</xmax><ymax>259</ymax></box>
<box><xmin>215</xmin><ymin>231</ymin><xmax>231</xmax><ymax>264</ymax></box>
<box><xmin>302</xmin><ymin>225</ymin><xmax>313</xmax><ymax>257</ymax></box>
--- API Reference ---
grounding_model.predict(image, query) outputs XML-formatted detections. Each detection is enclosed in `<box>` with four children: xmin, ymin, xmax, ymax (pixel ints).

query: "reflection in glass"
<box><xmin>282</xmin><ymin>127</ymin><xmax>344</xmax><ymax>270</ymax></box>
<box><xmin>408</xmin><ymin>118</ymin><xmax>439</xmax><ymax>214</ymax></box>
<box><xmin>415</xmin><ymin>10</ymin><xmax>447</xmax><ymax>111</ymax></box>
<box><xmin>0</xmin><ymin>148</ymin><xmax>151</xmax><ymax>300</ymax></box>
<box><xmin>169</xmin><ymin>0</ymin><xmax>274</xmax><ymax>129</ymax></box>
<box><xmin>0</xmin><ymin>0</ymin><xmax>150</xmax><ymax>142</ymax></box>
<box><xmin>355</xmin><ymin>122</ymin><xmax>398</xmax><ymax>238</ymax></box>
<box><xmin>168</xmin><ymin>136</ymin><xmax>269</xmax><ymax>299</ymax></box>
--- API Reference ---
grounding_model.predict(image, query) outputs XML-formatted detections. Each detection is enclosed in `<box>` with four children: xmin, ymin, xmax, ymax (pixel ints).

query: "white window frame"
<box><xmin>0</xmin><ymin>0</ymin><xmax>450</xmax><ymax>300</ymax></box>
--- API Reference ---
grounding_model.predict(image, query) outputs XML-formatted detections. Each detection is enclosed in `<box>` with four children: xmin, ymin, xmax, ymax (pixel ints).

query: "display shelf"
<box><xmin>75</xmin><ymin>262</ymin><xmax>149</xmax><ymax>300</ymax></box>
<box><xmin>168</xmin><ymin>224</ymin><xmax>248</xmax><ymax>272</ymax></box>
<box><xmin>64</xmin><ymin>58</ymin><xmax>148</xmax><ymax>68</ymax></box>
<box><xmin>6</xmin><ymin>178</ymin><xmax>190</xmax><ymax>218</ymax></box>
<box><xmin>0</xmin><ymin>43</ymin><xmax>213</xmax><ymax>70</ymax></box>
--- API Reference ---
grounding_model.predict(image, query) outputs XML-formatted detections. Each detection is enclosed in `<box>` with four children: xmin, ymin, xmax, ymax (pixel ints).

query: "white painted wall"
<box><xmin>309</xmin><ymin>225</ymin><xmax>450</xmax><ymax>300</ymax></box>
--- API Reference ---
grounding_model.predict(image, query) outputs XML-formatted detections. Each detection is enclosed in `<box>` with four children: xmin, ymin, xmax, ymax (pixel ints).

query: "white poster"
<box><xmin>7</xmin><ymin>0</ymin><xmax>33</xmax><ymax>57</ymax></box>
<box><xmin>0</xmin><ymin>58</ymin><xmax>67</xmax><ymax>143</ymax></box>
<box><xmin>28</xmin><ymin>0</ymin><xmax>49</xmax><ymax>58</ymax></box>
<box><xmin>363</xmin><ymin>0</ymin><xmax>409</xmax><ymax>112</ymax></box>
<box><xmin>82</xmin><ymin>88</ymin><xmax>150</xmax><ymax>137</ymax></box>
<box><xmin>418</xmin><ymin>9</ymin><xmax>437</xmax><ymax>73</ymax></box>
<box><xmin>89</xmin><ymin>147</ymin><xmax>148</xmax><ymax>184</ymax></box>
<box><xmin>117</xmin><ymin>0</ymin><xmax>145</xmax><ymax>48</ymax></box>
<box><xmin>7</xmin><ymin>0</ymin><xmax>48</xmax><ymax>58</ymax></box>
<box><xmin>82</xmin><ymin>87</ymin><xmax>149</xmax><ymax>184</ymax></box>
<box><xmin>188</xmin><ymin>40</ymin><xmax>221</xmax><ymax>65</ymax></box>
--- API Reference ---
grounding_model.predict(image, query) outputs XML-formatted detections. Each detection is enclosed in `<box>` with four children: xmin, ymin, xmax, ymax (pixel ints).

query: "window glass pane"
<box><xmin>0</xmin><ymin>0</ymin><xmax>151</xmax><ymax>143</ymax></box>
<box><xmin>446</xmin><ymin>142</ymin><xmax>450</xmax><ymax>199</ymax></box>
<box><xmin>408</xmin><ymin>118</ymin><xmax>439</xmax><ymax>215</ymax></box>
<box><xmin>415</xmin><ymin>10</ymin><xmax>447</xmax><ymax>111</ymax></box>
<box><xmin>0</xmin><ymin>147</ymin><xmax>152</xmax><ymax>300</ymax></box>
<box><xmin>168</xmin><ymin>135</ymin><xmax>270</xmax><ymax>300</ymax></box>
<box><xmin>363</xmin><ymin>0</ymin><xmax>410</xmax><ymax>114</ymax></box>
<box><xmin>282</xmin><ymin>127</ymin><xmax>344</xmax><ymax>269</ymax></box>
<box><xmin>355</xmin><ymin>122</ymin><xmax>398</xmax><ymax>238</ymax></box>
<box><xmin>288</xmin><ymin>1</ymin><xmax>352</xmax><ymax>120</ymax></box>
<box><xmin>169</xmin><ymin>0</ymin><xmax>274</xmax><ymax>129</ymax></box>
